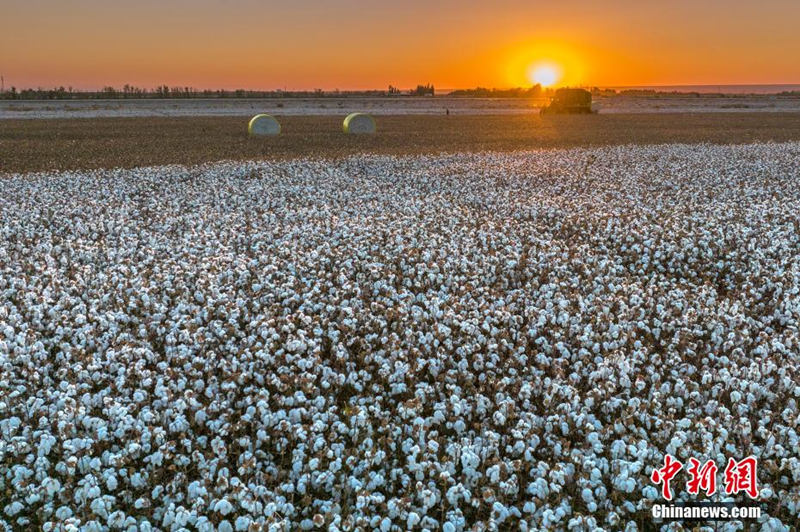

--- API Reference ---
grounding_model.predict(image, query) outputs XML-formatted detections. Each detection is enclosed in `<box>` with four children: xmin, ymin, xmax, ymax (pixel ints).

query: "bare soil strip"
<box><xmin>3</xmin><ymin>113</ymin><xmax>800</xmax><ymax>173</ymax></box>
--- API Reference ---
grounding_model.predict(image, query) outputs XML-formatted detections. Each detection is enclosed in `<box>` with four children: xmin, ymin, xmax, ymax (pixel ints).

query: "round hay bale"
<box><xmin>343</xmin><ymin>113</ymin><xmax>376</xmax><ymax>134</ymax></box>
<box><xmin>248</xmin><ymin>114</ymin><xmax>281</xmax><ymax>136</ymax></box>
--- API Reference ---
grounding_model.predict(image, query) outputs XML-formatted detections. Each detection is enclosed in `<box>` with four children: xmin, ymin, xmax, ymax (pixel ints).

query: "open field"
<box><xmin>4</xmin><ymin>113</ymin><xmax>800</xmax><ymax>173</ymax></box>
<box><xmin>1</xmin><ymin>143</ymin><xmax>799</xmax><ymax>530</ymax></box>
<box><xmin>2</xmin><ymin>94</ymin><xmax>800</xmax><ymax>119</ymax></box>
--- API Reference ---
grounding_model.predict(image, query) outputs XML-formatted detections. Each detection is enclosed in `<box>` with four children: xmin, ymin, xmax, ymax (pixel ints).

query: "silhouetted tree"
<box><xmin>412</xmin><ymin>83</ymin><xmax>434</xmax><ymax>96</ymax></box>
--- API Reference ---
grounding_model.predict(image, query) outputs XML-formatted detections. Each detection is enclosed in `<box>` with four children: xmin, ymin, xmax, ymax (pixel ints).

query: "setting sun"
<box><xmin>528</xmin><ymin>63</ymin><xmax>561</xmax><ymax>87</ymax></box>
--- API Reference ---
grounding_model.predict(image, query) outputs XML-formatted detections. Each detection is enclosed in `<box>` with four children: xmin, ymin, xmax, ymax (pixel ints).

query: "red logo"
<box><xmin>724</xmin><ymin>456</ymin><xmax>760</xmax><ymax>499</ymax></box>
<box><xmin>650</xmin><ymin>454</ymin><xmax>683</xmax><ymax>501</ymax></box>
<box><xmin>650</xmin><ymin>455</ymin><xmax>760</xmax><ymax>500</ymax></box>
<box><xmin>686</xmin><ymin>458</ymin><xmax>718</xmax><ymax>496</ymax></box>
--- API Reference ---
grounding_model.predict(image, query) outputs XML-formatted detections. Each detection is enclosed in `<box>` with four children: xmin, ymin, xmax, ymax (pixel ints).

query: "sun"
<box><xmin>528</xmin><ymin>63</ymin><xmax>561</xmax><ymax>87</ymax></box>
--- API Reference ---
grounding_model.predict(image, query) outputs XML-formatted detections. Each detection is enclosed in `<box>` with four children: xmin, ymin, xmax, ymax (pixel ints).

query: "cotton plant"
<box><xmin>1</xmin><ymin>143</ymin><xmax>799</xmax><ymax>529</ymax></box>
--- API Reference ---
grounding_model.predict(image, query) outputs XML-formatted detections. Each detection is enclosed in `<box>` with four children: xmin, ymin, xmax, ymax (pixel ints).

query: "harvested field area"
<box><xmin>1</xmin><ymin>143</ymin><xmax>798</xmax><ymax>530</ymax></box>
<box><xmin>3</xmin><ymin>113</ymin><xmax>800</xmax><ymax>173</ymax></box>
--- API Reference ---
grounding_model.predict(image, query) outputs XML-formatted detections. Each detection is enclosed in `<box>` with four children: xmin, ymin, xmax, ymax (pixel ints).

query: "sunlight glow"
<box><xmin>528</xmin><ymin>63</ymin><xmax>561</xmax><ymax>87</ymax></box>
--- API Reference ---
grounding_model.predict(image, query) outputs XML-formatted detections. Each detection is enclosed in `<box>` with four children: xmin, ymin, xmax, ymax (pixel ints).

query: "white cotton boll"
<box><xmin>90</xmin><ymin>498</ymin><xmax>108</xmax><ymax>519</ymax></box>
<box><xmin>195</xmin><ymin>518</ymin><xmax>215</xmax><ymax>532</ymax></box>
<box><xmin>162</xmin><ymin>508</ymin><xmax>175</xmax><ymax>528</ymax></box>
<box><xmin>492</xmin><ymin>501</ymin><xmax>509</xmax><ymax>521</ymax></box>
<box><xmin>642</xmin><ymin>486</ymin><xmax>658</xmax><ymax>500</ymax></box>
<box><xmin>55</xmin><ymin>507</ymin><xmax>73</xmax><ymax>520</ymax></box>
<box><xmin>149</xmin><ymin>451</ymin><xmax>164</xmax><ymax>466</ymax></box>
<box><xmin>130</xmin><ymin>473</ymin><xmax>147</xmax><ymax>489</ymax></box>
<box><xmin>759</xmin><ymin>517</ymin><xmax>785</xmax><ymax>532</ymax></box>
<box><xmin>487</xmin><ymin>465</ymin><xmax>501</xmax><ymax>484</ymax></box>
<box><xmin>286</xmin><ymin>339</ymin><xmax>307</xmax><ymax>353</ymax></box>
<box><xmin>107</xmin><ymin>511</ymin><xmax>126</xmax><ymax>528</ymax></box>
<box><xmin>493</xmin><ymin>411</ymin><xmax>506</xmax><ymax>426</ymax></box>
<box><xmin>380</xmin><ymin>518</ymin><xmax>392</xmax><ymax>532</ymax></box>
<box><xmin>407</xmin><ymin>512</ymin><xmax>420</xmax><ymax>528</ymax></box>
<box><xmin>4</xmin><ymin>501</ymin><xmax>24</xmax><ymax>516</ymax></box>
<box><xmin>542</xmin><ymin>509</ymin><xmax>557</xmax><ymax>526</ymax></box>
<box><xmin>188</xmin><ymin>481</ymin><xmax>207</xmax><ymax>500</ymax></box>
<box><xmin>38</xmin><ymin>434</ymin><xmax>57</xmax><ymax>457</ymax></box>
<box><xmin>84</xmin><ymin>521</ymin><xmax>103</xmax><ymax>532</ymax></box>
<box><xmin>42</xmin><ymin>477</ymin><xmax>61</xmax><ymax>498</ymax></box>
<box><xmin>174</xmin><ymin>507</ymin><xmax>191</xmax><ymax>527</ymax></box>
<box><xmin>214</xmin><ymin>499</ymin><xmax>233</xmax><ymax>515</ymax></box>
<box><xmin>420</xmin><ymin>489</ymin><xmax>437</xmax><ymax>509</ymax></box>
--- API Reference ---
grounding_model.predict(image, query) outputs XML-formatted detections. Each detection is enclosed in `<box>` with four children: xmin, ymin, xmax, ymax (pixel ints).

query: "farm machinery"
<box><xmin>540</xmin><ymin>88</ymin><xmax>594</xmax><ymax>114</ymax></box>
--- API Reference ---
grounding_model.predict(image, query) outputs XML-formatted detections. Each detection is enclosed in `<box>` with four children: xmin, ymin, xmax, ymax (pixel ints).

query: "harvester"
<box><xmin>540</xmin><ymin>88</ymin><xmax>593</xmax><ymax>114</ymax></box>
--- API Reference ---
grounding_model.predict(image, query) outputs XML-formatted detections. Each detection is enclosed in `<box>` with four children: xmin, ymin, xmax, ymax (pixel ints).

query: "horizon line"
<box><xmin>3</xmin><ymin>82</ymin><xmax>800</xmax><ymax>94</ymax></box>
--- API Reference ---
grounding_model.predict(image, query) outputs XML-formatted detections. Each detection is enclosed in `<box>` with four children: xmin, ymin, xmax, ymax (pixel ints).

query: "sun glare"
<box><xmin>529</xmin><ymin>63</ymin><xmax>560</xmax><ymax>87</ymax></box>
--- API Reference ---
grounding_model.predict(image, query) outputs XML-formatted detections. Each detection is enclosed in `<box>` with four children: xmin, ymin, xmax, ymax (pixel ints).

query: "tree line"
<box><xmin>0</xmin><ymin>84</ymin><xmax>437</xmax><ymax>100</ymax></box>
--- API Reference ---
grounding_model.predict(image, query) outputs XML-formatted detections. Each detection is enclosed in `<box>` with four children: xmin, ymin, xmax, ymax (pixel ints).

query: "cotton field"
<box><xmin>1</xmin><ymin>143</ymin><xmax>800</xmax><ymax>531</ymax></box>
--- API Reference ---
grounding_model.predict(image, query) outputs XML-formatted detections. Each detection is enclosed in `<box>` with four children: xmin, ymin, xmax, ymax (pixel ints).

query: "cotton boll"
<box><xmin>4</xmin><ymin>502</ymin><xmax>24</xmax><ymax>516</ymax></box>
<box><xmin>214</xmin><ymin>499</ymin><xmax>233</xmax><ymax>515</ymax></box>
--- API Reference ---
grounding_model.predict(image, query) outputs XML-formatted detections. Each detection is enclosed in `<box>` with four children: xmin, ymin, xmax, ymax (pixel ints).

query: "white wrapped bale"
<box><xmin>342</xmin><ymin>113</ymin><xmax>376</xmax><ymax>134</ymax></box>
<box><xmin>247</xmin><ymin>114</ymin><xmax>281</xmax><ymax>136</ymax></box>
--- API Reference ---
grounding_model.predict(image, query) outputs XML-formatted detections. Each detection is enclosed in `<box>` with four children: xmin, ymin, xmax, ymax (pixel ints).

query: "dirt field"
<box><xmin>3</xmin><ymin>94</ymin><xmax>800</xmax><ymax>119</ymax></box>
<box><xmin>3</xmin><ymin>113</ymin><xmax>800</xmax><ymax>173</ymax></box>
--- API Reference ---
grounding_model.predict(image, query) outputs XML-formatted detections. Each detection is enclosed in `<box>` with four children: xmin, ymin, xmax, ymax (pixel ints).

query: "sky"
<box><xmin>1</xmin><ymin>0</ymin><xmax>799</xmax><ymax>91</ymax></box>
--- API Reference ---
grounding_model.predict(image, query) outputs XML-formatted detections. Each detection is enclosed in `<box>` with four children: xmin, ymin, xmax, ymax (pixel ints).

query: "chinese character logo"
<box><xmin>650</xmin><ymin>454</ymin><xmax>683</xmax><ymax>501</ymax></box>
<box><xmin>724</xmin><ymin>456</ymin><xmax>759</xmax><ymax>499</ymax></box>
<box><xmin>650</xmin><ymin>455</ymin><xmax>760</xmax><ymax>500</ymax></box>
<box><xmin>686</xmin><ymin>458</ymin><xmax>718</xmax><ymax>496</ymax></box>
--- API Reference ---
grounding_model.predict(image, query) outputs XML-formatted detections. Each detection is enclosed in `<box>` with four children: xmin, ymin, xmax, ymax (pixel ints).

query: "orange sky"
<box><xmin>2</xmin><ymin>0</ymin><xmax>799</xmax><ymax>90</ymax></box>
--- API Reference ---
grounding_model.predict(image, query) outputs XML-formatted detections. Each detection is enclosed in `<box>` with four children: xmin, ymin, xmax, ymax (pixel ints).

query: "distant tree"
<box><xmin>412</xmin><ymin>83</ymin><xmax>434</xmax><ymax>96</ymax></box>
<box><xmin>449</xmin><ymin>85</ymin><xmax>544</xmax><ymax>98</ymax></box>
